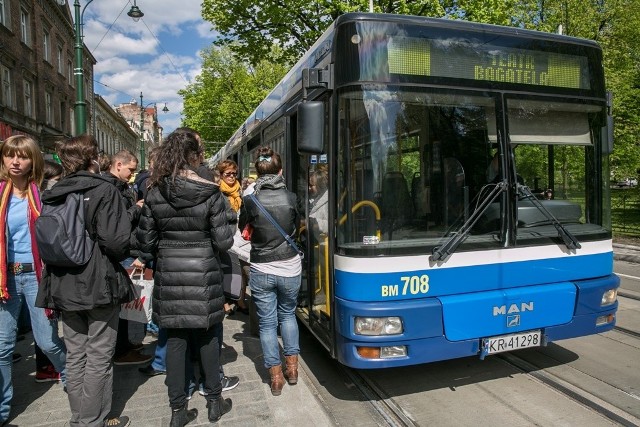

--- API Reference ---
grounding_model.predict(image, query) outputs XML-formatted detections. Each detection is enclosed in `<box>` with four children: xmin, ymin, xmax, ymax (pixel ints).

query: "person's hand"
<box><xmin>132</xmin><ymin>258</ymin><xmax>145</xmax><ymax>269</ymax></box>
<box><xmin>136</xmin><ymin>200</ymin><xmax>144</xmax><ymax>207</ymax></box>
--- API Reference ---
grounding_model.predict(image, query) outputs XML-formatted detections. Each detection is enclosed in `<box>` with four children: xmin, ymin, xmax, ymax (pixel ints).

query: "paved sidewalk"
<box><xmin>8</xmin><ymin>312</ymin><xmax>332</xmax><ymax>426</ymax></box>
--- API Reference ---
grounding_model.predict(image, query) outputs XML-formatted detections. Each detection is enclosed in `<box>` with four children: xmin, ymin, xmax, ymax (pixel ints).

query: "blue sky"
<box><xmin>80</xmin><ymin>0</ymin><xmax>217</xmax><ymax>134</ymax></box>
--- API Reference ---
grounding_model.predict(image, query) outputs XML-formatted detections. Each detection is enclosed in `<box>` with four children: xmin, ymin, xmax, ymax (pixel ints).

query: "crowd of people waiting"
<box><xmin>0</xmin><ymin>128</ymin><xmax>302</xmax><ymax>427</ymax></box>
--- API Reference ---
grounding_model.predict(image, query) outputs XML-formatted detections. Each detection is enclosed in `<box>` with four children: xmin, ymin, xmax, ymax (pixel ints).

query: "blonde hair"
<box><xmin>0</xmin><ymin>135</ymin><xmax>44</xmax><ymax>187</ymax></box>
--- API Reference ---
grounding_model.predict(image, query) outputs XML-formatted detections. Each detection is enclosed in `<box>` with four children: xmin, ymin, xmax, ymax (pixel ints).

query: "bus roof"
<box><xmin>217</xmin><ymin>13</ymin><xmax>601</xmax><ymax>160</ymax></box>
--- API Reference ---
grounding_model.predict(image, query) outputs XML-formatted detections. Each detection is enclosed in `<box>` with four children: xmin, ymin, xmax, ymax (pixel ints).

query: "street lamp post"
<box><xmin>64</xmin><ymin>0</ymin><xmax>145</xmax><ymax>135</ymax></box>
<box><xmin>138</xmin><ymin>92</ymin><xmax>169</xmax><ymax>168</ymax></box>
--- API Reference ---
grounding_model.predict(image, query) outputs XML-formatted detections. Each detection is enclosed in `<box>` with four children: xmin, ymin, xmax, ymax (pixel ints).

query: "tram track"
<box><xmin>341</xmin><ymin>366</ymin><xmax>419</xmax><ymax>427</ymax></box>
<box><xmin>497</xmin><ymin>352</ymin><xmax>640</xmax><ymax>427</ymax></box>
<box><xmin>330</xmin><ymin>288</ymin><xmax>639</xmax><ymax>426</ymax></box>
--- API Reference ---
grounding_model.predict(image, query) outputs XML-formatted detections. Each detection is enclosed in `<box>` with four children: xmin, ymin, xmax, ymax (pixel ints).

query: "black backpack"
<box><xmin>36</xmin><ymin>192</ymin><xmax>94</xmax><ymax>267</ymax></box>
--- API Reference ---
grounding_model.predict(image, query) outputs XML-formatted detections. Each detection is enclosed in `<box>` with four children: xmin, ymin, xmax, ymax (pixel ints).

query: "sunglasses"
<box><xmin>222</xmin><ymin>172</ymin><xmax>237</xmax><ymax>177</ymax></box>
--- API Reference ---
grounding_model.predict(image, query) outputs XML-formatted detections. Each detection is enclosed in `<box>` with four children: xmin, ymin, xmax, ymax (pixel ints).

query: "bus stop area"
<box><xmin>5</xmin><ymin>243</ymin><xmax>640</xmax><ymax>426</ymax></box>
<box><xmin>8</xmin><ymin>311</ymin><xmax>333</xmax><ymax>426</ymax></box>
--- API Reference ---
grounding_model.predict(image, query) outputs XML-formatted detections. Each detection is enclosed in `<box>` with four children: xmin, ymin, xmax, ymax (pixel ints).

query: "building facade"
<box><xmin>0</xmin><ymin>0</ymin><xmax>95</xmax><ymax>152</ymax></box>
<box><xmin>94</xmin><ymin>94</ymin><xmax>138</xmax><ymax>158</ymax></box>
<box><xmin>116</xmin><ymin>99</ymin><xmax>163</xmax><ymax>168</ymax></box>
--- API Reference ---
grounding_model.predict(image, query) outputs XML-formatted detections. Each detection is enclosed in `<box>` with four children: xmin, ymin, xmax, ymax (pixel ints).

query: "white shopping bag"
<box><xmin>120</xmin><ymin>268</ymin><xmax>153</xmax><ymax>323</ymax></box>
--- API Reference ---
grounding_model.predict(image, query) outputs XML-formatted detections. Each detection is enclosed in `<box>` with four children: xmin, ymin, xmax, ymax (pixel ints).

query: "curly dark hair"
<box><xmin>149</xmin><ymin>129</ymin><xmax>202</xmax><ymax>186</ymax></box>
<box><xmin>254</xmin><ymin>146</ymin><xmax>282</xmax><ymax>176</ymax></box>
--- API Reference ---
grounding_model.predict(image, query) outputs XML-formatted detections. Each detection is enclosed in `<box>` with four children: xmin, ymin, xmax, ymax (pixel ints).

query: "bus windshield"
<box><xmin>336</xmin><ymin>86</ymin><xmax>610</xmax><ymax>255</ymax></box>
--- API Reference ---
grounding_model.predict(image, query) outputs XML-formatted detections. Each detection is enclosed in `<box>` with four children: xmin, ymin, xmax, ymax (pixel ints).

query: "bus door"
<box><xmin>293</xmin><ymin>99</ymin><xmax>333</xmax><ymax>347</ymax></box>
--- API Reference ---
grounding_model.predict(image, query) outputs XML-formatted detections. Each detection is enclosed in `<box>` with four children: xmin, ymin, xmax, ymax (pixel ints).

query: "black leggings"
<box><xmin>165</xmin><ymin>326</ymin><xmax>222</xmax><ymax>409</ymax></box>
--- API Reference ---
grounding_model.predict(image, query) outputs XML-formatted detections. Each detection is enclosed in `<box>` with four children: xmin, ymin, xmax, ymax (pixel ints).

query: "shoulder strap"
<box><xmin>248</xmin><ymin>193</ymin><xmax>303</xmax><ymax>257</ymax></box>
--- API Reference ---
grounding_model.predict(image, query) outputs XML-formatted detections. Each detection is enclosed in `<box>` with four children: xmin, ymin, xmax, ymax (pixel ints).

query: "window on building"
<box><xmin>84</xmin><ymin>77</ymin><xmax>89</xmax><ymax>100</ymax></box>
<box><xmin>57</xmin><ymin>46</ymin><xmax>63</xmax><ymax>74</ymax></box>
<box><xmin>45</xmin><ymin>92</ymin><xmax>52</xmax><ymax>124</ymax></box>
<box><xmin>60</xmin><ymin>101</ymin><xmax>65</xmax><ymax>130</ymax></box>
<box><xmin>20</xmin><ymin>8</ymin><xmax>29</xmax><ymax>45</ymax></box>
<box><xmin>43</xmin><ymin>30</ymin><xmax>51</xmax><ymax>62</ymax></box>
<box><xmin>67</xmin><ymin>60</ymin><xmax>73</xmax><ymax>86</ymax></box>
<box><xmin>1</xmin><ymin>65</ymin><xmax>12</xmax><ymax>109</ymax></box>
<box><xmin>0</xmin><ymin>0</ymin><xmax>9</xmax><ymax>29</ymax></box>
<box><xmin>69</xmin><ymin>107</ymin><xmax>74</xmax><ymax>135</ymax></box>
<box><xmin>23</xmin><ymin>79</ymin><xmax>33</xmax><ymax>117</ymax></box>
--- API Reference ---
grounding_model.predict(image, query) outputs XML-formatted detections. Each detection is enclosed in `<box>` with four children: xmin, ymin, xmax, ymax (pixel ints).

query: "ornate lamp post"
<box><xmin>57</xmin><ymin>0</ymin><xmax>145</xmax><ymax>135</ymax></box>
<box><xmin>138</xmin><ymin>92</ymin><xmax>169</xmax><ymax>167</ymax></box>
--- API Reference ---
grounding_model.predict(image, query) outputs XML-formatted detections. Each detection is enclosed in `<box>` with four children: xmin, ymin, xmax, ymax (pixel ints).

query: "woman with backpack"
<box><xmin>137</xmin><ymin>129</ymin><xmax>236</xmax><ymax>426</ymax></box>
<box><xmin>35</xmin><ymin>135</ymin><xmax>133</xmax><ymax>427</ymax></box>
<box><xmin>0</xmin><ymin>135</ymin><xmax>67</xmax><ymax>426</ymax></box>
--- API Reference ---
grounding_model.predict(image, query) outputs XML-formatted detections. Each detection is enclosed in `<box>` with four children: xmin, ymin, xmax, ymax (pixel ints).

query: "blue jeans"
<box><xmin>151</xmin><ymin>328</ymin><xmax>167</xmax><ymax>371</ymax></box>
<box><xmin>249</xmin><ymin>268</ymin><xmax>301</xmax><ymax>368</ymax></box>
<box><xmin>0</xmin><ymin>272</ymin><xmax>67</xmax><ymax>422</ymax></box>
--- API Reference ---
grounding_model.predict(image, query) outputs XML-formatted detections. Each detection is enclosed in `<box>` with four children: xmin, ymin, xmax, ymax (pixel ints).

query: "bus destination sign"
<box><xmin>387</xmin><ymin>36</ymin><xmax>590</xmax><ymax>90</ymax></box>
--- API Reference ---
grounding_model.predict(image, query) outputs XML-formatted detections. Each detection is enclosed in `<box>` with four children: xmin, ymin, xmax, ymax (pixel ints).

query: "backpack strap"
<box><xmin>247</xmin><ymin>193</ymin><xmax>303</xmax><ymax>258</ymax></box>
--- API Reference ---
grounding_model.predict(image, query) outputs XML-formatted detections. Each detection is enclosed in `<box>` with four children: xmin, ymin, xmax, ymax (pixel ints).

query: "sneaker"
<box><xmin>113</xmin><ymin>350</ymin><xmax>152</xmax><ymax>366</ymax></box>
<box><xmin>221</xmin><ymin>375</ymin><xmax>240</xmax><ymax>392</ymax></box>
<box><xmin>198</xmin><ymin>382</ymin><xmax>207</xmax><ymax>396</ymax></box>
<box><xmin>128</xmin><ymin>342</ymin><xmax>144</xmax><ymax>351</ymax></box>
<box><xmin>12</xmin><ymin>353</ymin><xmax>21</xmax><ymax>364</ymax></box>
<box><xmin>104</xmin><ymin>416</ymin><xmax>130</xmax><ymax>427</ymax></box>
<box><xmin>138</xmin><ymin>365</ymin><xmax>165</xmax><ymax>377</ymax></box>
<box><xmin>186</xmin><ymin>381</ymin><xmax>196</xmax><ymax>400</ymax></box>
<box><xmin>35</xmin><ymin>366</ymin><xmax>61</xmax><ymax>383</ymax></box>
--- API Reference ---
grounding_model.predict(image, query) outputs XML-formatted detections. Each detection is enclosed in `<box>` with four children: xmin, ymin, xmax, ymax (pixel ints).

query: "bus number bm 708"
<box><xmin>381</xmin><ymin>275</ymin><xmax>430</xmax><ymax>297</ymax></box>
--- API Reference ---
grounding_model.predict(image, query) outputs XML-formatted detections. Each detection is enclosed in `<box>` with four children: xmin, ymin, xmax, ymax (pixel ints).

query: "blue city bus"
<box><xmin>214</xmin><ymin>13</ymin><xmax>619</xmax><ymax>369</ymax></box>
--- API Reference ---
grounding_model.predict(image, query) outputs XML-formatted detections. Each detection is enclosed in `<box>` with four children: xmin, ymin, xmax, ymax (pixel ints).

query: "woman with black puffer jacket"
<box><xmin>136</xmin><ymin>130</ymin><xmax>236</xmax><ymax>426</ymax></box>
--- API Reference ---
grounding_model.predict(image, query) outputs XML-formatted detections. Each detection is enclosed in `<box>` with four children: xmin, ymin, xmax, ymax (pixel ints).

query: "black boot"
<box><xmin>170</xmin><ymin>404</ymin><xmax>198</xmax><ymax>427</ymax></box>
<box><xmin>207</xmin><ymin>396</ymin><xmax>232</xmax><ymax>422</ymax></box>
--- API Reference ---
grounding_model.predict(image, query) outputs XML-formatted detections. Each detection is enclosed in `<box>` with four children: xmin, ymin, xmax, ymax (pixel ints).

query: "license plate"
<box><xmin>482</xmin><ymin>330</ymin><xmax>541</xmax><ymax>355</ymax></box>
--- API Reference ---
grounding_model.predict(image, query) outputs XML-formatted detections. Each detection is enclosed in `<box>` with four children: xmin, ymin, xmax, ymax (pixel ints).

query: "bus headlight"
<box><xmin>601</xmin><ymin>289</ymin><xmax>617</xmax><ymax>306</ymax></box>
<box><xmin>354</xmin><ymin>316</ymin><xmax>403</xmax><ymax>336</ymax></box>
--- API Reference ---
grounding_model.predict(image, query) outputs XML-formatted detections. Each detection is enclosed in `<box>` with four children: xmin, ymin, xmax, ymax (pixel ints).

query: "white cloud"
<box><xmin>78</xmin><ymin>1</ymin><xmax>210</xmax><ymax>134</ymax></box>
<box><xmin>195</xmin><ymin>21</ymin><xmax>219</xmax><ymax>40</ymax></box>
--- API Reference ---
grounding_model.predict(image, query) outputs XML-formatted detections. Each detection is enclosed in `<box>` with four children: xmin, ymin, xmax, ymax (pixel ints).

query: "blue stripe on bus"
<box><xmin>332</xmin><ymin>272</ymin><xmax>618</xmax><ymax>368</ymax></box>
<box><xmin>334</xmin><ymin>251</ymin><xmax>613</xmax><ymax>302</ymax></box>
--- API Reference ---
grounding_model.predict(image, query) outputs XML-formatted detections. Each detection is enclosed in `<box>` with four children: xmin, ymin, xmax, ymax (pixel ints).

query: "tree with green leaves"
<box><xmin>201</xmin><ymin>1</ymin><xmax>454</xmax><ymax>65</ymax></box>
<box><xmin>179</xmin><ymin>46</ymin><xmax>287</xmax><ymax>156</ymax></box>
<box><xmin>199</xmin><ymin>0</ymin><xmax>639</xmax><ymax>178</ymax></box>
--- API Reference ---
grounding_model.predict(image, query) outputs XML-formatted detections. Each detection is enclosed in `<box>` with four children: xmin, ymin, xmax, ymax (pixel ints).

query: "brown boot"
<box><xmin>269</xmin><ymin>365</ymin><xmax>285</xmax><ymax>396</ymax></box>
<box><xmin>284</xmin><ymin>355</ymin><xmax>298</xmax><ymax>385</ymax></box>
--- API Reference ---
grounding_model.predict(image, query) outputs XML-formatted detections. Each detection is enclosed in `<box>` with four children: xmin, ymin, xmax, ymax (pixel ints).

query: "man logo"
<box><xmin>493</xmin><ymin>302</ymin><xmax>534</xmax><ymax>316</ymax></box>
<box><xmin>507</xmin><ymin>315</ymin><xmax>520</xmax><ymax>327</ymax></box>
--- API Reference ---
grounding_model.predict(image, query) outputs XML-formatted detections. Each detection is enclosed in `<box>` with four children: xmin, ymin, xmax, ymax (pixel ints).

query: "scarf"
<box><xmin>220</xmin><ymin>179</ymin><xmax>242</xmax><ymax>212</ymax></box>
<box><xmin>0</xmin><ymin>180</ymin><xmax>45</xmax><ymax>304</ymax></box>
<box><xmin>254</xmin><ymin>174</ymin><xmax>286</xmax><ymax>194</ymax></box>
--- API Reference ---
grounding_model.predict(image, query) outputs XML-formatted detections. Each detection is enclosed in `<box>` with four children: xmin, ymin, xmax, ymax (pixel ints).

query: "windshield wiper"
<box><xmin>431</xmin><ymin>182</ymin><xmax>507</xmax><ymax>262</ymax></box>
<box><xmin>517</xmin><ymin>185</ymin><xmax>581</xmax><ymax>250</ymax></box>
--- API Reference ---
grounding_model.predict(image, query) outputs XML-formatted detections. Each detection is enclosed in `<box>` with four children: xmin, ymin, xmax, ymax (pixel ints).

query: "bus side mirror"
<box><xmin>297</xmin><ymin>101</ymin><xmax>325</xmax><ymax>154</ymax></box>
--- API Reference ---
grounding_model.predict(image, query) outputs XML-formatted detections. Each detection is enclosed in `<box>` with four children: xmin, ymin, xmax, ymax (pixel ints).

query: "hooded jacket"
<box><xmin>35</xmin><ymin>172</ymin><xmax>133</xmax><ymax>311</ymax></box>
<box><xmin>102</xmin><ymin>173</ymin><xmax>148</xmax><ymax>261</ymax></box>
<box><xmin>137</xmin><ymin>170</ymin><xmax>236</xmax><ymax>329</ymax></box>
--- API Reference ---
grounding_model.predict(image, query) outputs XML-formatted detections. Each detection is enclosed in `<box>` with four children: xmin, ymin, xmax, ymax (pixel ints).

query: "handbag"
<box><xmin>247</xmin><ymin>193</ymin><xmax>304</xmax><ymax>259</ymax></box>
<box><xmin>120</xmin><ymin>268</ymin><xmax>154</xmax><ymax>323</ymax></box>
<box><xmin>220</xmin><ymin>251</ymin><xmax>243</xmax><ymax>300</ymax></box>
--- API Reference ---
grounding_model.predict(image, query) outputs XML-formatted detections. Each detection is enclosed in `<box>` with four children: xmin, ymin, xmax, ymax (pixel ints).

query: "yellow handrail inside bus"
<box><xmin>338</xmin><ymin>200</ymin><xmax>381</xmax><ymax>240</ymax></box>
<box><xmin>313</xmin><ymin>235</ymin><xmax>331</xmax><ymax>316</ymax></box>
